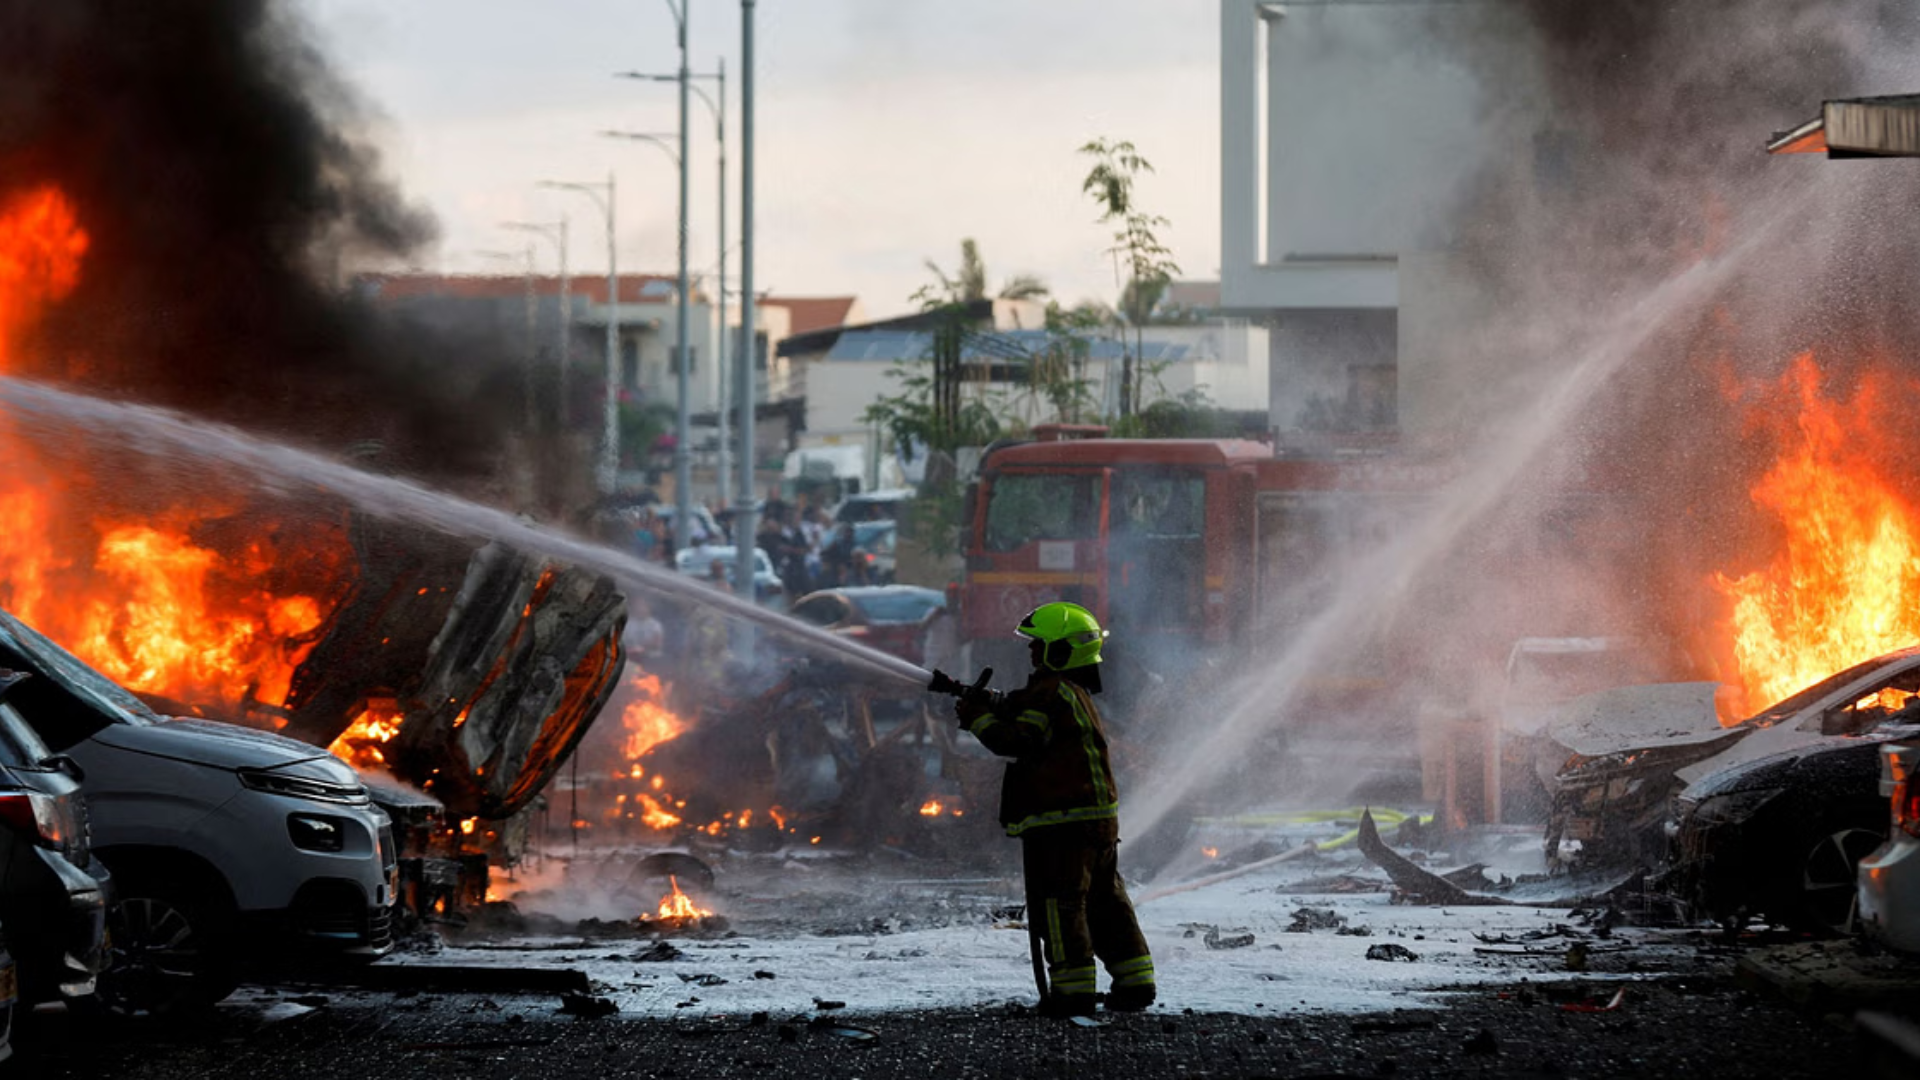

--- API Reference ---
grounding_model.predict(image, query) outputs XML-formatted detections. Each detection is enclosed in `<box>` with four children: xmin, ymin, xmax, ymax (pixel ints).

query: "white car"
<box><xmin>0</xmin><ymin>611</ymin><xmax>395</xmax><ymax>1015</ymax></box>
<box><xmin>673</xmin><ymin>545</ymin><xmax>785</xmax><ymax>607</ymax></box>
<box><xmin>1858</xmin><ymin>741</ymin><xmax>1920</xmax><ymax>953</ymax></box>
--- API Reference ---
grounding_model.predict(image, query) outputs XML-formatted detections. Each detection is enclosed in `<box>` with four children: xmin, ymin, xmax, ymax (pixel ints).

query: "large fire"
<box><xmin>1713</xmin><ymin>353</ymin><xmax>1920</xmax><ymax>718</ymax></box>
<box><xmin>0</xmin><ymin>183</ymin><xmax>354</xmax><ymax>732</ymax></box>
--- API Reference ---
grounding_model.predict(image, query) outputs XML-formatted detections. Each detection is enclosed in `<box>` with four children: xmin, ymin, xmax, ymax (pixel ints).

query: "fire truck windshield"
<box><xmin>983</xmin><ymin>473</ymin><xmax>1102</xmax><ymax>551</ymax></box>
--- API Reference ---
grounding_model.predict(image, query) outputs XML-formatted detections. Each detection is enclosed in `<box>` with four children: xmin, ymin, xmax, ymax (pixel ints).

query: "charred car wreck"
<box><xmin>153</xmin><ymin>516</ymin><xmax>628</xmax><ymax>923</ymax></box>
<box><xmin>1538</xmin><ymin>646</ymin><xmax>1920</xmax><ymax>931</ymax></box>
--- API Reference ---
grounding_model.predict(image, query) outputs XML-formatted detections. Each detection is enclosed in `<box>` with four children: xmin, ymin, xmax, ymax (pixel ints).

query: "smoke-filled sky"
<box><xmin>303</xmin><ymin>0</ymin><xmax>1220</xmax><ymax>317</ymax></box>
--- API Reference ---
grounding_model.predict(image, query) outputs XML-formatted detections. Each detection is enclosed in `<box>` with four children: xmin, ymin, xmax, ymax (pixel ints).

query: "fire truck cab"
<box><xmin>956</xmin><ymin>436</ymin><xmax>1433</xmax><ymax>698</ymax></box>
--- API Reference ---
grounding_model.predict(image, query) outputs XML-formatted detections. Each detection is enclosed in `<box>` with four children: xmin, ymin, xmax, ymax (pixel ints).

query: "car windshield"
<box><xmin>0</xmin><ymin>610</ymin><xmax>157</xmax><ymax>727</ymax></box>
<box><xmin>849</xmin><ymin>590</ymin><xmax>944</xmax><ymax>624</ymax></box>
<box><xmin>984</xmin><ymin>472</ymin><xmax>1101</xmax><ymax>551</ymax></box>
<box><xmin>1738</xmin><ymin>650</ymin><xmax>1920</xmax><ymax>729</ymax></box>
<box><xmin>853</xmin><ymin>522</ymin><xmax>894</xmax><ymax>550</ymax></box>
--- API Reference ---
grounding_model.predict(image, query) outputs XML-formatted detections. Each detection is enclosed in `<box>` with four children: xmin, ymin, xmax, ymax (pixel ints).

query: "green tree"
<box><xmin>923</xmin><ymin>238</ymin><xmax>1051</xmax><ymax>303</ymax></box>
<box><xmin>1080</xmin><ymin>138</ymin><xmax>1181</xmax><ymax>418</ymax></box>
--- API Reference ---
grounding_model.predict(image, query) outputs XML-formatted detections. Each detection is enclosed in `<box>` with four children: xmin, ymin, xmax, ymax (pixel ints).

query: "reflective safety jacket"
<box><xmin>961</xmin><ymin>674</ymin><xmax>1119</xmax><ymax>837</ymax></box>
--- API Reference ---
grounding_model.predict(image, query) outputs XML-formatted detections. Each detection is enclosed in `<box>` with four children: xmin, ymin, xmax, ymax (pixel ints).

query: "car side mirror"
<box><xmin>46</xmin><ymin>754</ymin><xmax>84</xmax><ymax>784</ymax></box>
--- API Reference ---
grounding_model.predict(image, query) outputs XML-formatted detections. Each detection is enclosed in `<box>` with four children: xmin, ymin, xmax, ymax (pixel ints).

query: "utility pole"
<box><xmin>616</xmin><ymin>62</ymin><xmax>728</xmax><ymax>507</ymax></box>
<box><xmin>735</xmin><ymin>0</ymin><xmax>758</xmax><ymax>606</ymax></box>
<box><xmin>670</xmin><ymin>0</ymin><xmax>694</xmax><ymax>551</ymax></box>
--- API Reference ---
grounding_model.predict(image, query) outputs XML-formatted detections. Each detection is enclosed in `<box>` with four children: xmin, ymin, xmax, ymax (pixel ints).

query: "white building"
<box><xmin>1219</xmin><ymin>0</ymin><xmax>1499</xmax><ymax>441</ymax></box>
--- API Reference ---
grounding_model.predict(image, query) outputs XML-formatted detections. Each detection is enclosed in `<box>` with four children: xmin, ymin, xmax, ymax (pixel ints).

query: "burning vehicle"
<box><xmin>1543</xmin><ymin>646</ymin><xmax>1920</xmax><ymax>931</ymax></box>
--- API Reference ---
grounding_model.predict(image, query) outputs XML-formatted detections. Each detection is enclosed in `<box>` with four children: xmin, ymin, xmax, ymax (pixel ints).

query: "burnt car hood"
<box><xmin>1546</xmin><ymin>682</ymin><xmax>1738</xmax><ymax>756</ymax></box>
<box><xmin>91</xmin><ymin>716</ymin><xmax>350</xmax><ymax>779</ymax></box>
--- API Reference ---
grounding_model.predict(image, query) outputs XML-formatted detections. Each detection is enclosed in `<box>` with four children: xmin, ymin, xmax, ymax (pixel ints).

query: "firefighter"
<box><xmin>953</xmin><ymin>602</ymin><xmax>1157</xmax><ymax>1016</ymax></box>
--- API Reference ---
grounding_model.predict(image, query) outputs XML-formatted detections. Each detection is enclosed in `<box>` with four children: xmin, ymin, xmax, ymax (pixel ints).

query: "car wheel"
<box><xmin>1779</xmin><ymin>819</ymin><xmax>1886</xmax><ymax>936</ymax></box>
<box><xmin>92</xmin><ymin>880</ymin><xmax>238</xmax><ymax>1018</ymax></box>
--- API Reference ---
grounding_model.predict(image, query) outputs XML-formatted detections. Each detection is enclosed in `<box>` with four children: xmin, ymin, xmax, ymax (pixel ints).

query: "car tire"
<box><xmin>1772</xmin><ymin>813</ymin><xmax>1887</xmax><ymax>936</ymax></box>
<box><xmin>90</xmin><ymin>872</ymin><xmax>239</xmax><ymax>1018</ymax></box>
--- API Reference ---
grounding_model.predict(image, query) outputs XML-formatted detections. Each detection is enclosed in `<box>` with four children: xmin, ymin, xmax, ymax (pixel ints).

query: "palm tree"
<box><xmin>923</xmin><ymin>238</ymin><xmax>1050</xmax><ymax>303</ymax></box>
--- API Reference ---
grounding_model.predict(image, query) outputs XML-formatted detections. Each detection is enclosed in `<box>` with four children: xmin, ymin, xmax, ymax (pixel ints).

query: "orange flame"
<box><xmin>1713</xmin><ymin>354</ymin><xmax>1920</xmax><ymax>717</ymax></box>
<box><xmin>919</xmin><ymin>799</ymin><xmax>943</xmax><ymax>817</ymax></box>
<box><xmin>621</xmin><ymin>669</ymin><xmax>688</xmax><ymax>759</ymax></box>
<box><xmin>657</xmin><ymin>874</ymin><xmax>712</xmax><ymax>919</ymax></box>
<box><xmin>328</xmin><ymin>702</ymin><xmax>404</xmax><ymax>767</ymax></box>
<box><xmin>0</xmin><ymin>186</ymin><xmax>88</xmax><ymax>374</ymax></box>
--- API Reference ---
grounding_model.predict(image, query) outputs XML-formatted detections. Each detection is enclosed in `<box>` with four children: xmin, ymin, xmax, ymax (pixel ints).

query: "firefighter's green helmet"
<box><xmin>1016</xmin><ymin>602</ymin><xmax>1108</xmax><ymax>671</ymax></box>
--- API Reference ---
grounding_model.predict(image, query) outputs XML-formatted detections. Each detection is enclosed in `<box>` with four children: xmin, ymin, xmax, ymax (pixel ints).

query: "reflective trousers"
<box><xmin>1021</xmin><ymin>822</ymin><xmax>1155</xmax><ymax>1002</ymax></box>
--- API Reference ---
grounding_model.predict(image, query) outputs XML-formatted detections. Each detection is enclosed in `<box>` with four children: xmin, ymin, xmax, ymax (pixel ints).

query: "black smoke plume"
<box><xmin>0</xmin><ymin>0</ymin><xmax>521</xmax><ymax>480</ymax></box>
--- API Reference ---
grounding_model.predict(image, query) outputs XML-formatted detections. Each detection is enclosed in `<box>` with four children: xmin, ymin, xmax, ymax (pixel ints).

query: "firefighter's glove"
<box><xmin>953</xmin><ymin>689</ymin><xmax>1003</xmax><ymax>728</ymax></box>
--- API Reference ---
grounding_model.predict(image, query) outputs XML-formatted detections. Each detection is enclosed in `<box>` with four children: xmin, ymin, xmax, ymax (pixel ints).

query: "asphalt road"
<box><xmin>11</xmin><ymin>977</ymin><xmax>1862</xmax><ymax>1079</ymax></box>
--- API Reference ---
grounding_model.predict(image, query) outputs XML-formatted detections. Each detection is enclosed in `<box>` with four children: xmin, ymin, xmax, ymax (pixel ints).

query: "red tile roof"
<box><xmin>761</xmin><ymin>296</ymin><xmax>859</xmax><ymax>336</ymax></box>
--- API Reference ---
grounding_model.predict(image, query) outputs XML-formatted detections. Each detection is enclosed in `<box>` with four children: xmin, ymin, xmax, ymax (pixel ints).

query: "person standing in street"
<box><xmin>950</xmin><ymin>602</ymin><xmax>1157</xmax><ymax>1017</ymax></box>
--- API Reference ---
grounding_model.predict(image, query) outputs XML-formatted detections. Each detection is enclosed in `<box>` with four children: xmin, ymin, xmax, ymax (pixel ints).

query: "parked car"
<box><xmin>0</xmin><ymin>610</ymin><xmax>396</xmax><ymax>1015</ymax></box>
<box><xmin>834</xmin><ymin>488</ymin><xmax>913</xmax><ymax>525</ymax></box>
<box><xmin>1545</xmin><ymin>645</ymin><xmax>1920</xmax><ymax>932</ymax></box>
<box><xmin>851</xmin><ymin>521</ymin><xmax>897</xmax><ymax>585</ymax></box>
<box><xmin>787</xmin><ymin>586</ymin><xmax>954</xmax><ymax>669</ymax></box>
<box><xmin>673</xmin><ymin>545</ymin><xmax>784</xmax><ymax>607</ymax></box>
<box><xmin>1858</xmin><ymin>741</ymin><xmax>1920</xmax><ymax>951</ymax></box>
<box><xmin>0</xmin><ymin>670</ymin><xmax>110</xmax><ymax>1007</ymax></box>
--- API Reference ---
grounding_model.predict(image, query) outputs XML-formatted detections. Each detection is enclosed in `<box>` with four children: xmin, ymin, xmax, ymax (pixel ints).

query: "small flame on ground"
<box><xmin>657</xmin><ymin>874</ymin><xmax>712</xmax><ymax>919</ymax></box>
<box><xmin>1202</xmin><ymin>846</ymin><xmax>1220</xmax><ymax>859</ymax></box>
<box><xmin>919</xmin><ymin>799</ymin><xmax>943</xmax><ymax>817</ymax></box>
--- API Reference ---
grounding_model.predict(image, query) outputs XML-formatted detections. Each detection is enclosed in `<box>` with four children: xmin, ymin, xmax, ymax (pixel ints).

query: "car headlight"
<box><xmin>287</xmin><ymin>813</ymin><xmax>349</xmax><ymax>853</ymax></box>
<box><xmin>238</xmin><ymin>768</ymin><xmax>370</xmax><ymax>806</ymax></box>
<box><xmin>1687</xmin><ymin>786</ymin><xmax>1784</xmax><ymax>827</ymax></box>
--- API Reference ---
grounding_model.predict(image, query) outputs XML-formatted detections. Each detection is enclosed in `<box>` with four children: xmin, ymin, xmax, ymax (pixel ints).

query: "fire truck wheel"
<box><xmin>87</xmin><ymin>872</ymin><xmax>239</xmax><ymax>1019</ymax></box>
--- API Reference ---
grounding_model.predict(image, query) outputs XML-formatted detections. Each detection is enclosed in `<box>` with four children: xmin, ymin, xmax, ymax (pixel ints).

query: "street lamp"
<box><xmin>618</xmin><ymin>61</ymin><xmax>729</xmax><ymax>508</ymax></box>
<box><xmin>736</xmin><ymin>0</ymin><xmax>758</xmax><ymax>608</ymax></box>
<box><xmin>540</xmin><ymin>176</ymin><xmax>620</xmax><ymax>496</ymax></box>
<box><xmin>501</xmin><ymin>217</ymin><xmax>569</xmax><ymax>428</ymax></box>
<box><xmin>600</xmin><ymin>125</ymin><xmax>692</xmax><ymax>549</ymax></box>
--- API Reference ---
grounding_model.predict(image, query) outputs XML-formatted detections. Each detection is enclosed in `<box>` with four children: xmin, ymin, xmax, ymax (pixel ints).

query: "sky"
<box><xmin>304</xmin><ymin>0</ymin><xmax>1222</xmax><ymax>321</ymax></box>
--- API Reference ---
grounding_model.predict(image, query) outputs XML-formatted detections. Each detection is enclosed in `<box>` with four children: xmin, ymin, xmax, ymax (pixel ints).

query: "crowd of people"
<box><xmin>604</xmin><ymin>493</ymin><xmax>892</xmax><ymax>602</ymax></box>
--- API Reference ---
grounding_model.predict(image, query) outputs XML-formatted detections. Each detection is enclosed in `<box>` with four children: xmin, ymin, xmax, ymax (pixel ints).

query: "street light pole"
<box><xmin>618</xmin><ymin>63</ymin><xmax>728</xmax><ymax>510</ymax></box>
<box><xmin>736</xmin><ymin>0</ymin><xmax>757</xmax><ymax>606</ymax></box>
<box><xmin>539</xmin><ymin>177</ymin><xmax>621</xmax><ymax>496</ymax></box>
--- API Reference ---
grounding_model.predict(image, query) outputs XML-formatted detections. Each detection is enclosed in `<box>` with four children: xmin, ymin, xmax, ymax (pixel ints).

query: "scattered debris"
<box><xmin>558</xmin><ymin>992</ymin><xmax>619</xmax><ymax>1018</ymax></box>
<box><xmin>1365</xmin><ymin>943</ymin><xmax>1420</xmax><ymax>963</ymax></box>
<box><xmin>634</xmin><ymin>941</ymin><xmax>687</xmax><ymax>963</ymax></box>
<box><xmin>1356</xmin><ymin>811</ymin><xmax>1507</xmax><ymax>906</ymax></box>
<box><xmin>1463</xmin><ymin>1028</ymin><xmax>1499</xmax><ymax>1056</ymax></box>
<box><xmin>813</xmin><ymin>998</ymin><xmax>847</xmax><ymax>1011</ymax></box>
<box><xmin>1286</xmin><ymin>907</ymin><xmax>1346</xmax><ymax>933</ymax></box>
<box><xmin>1334</xmin><ymin>925</ymin><xmax>1373</xmax><ymax>937</ymax></box>
<box><xmin>678</xmin><ymin>973</ymin><xmax>729</xmax><ymax>987</ymax></box>
<box><xmin>753</xmin><ymin>970</ymin><xmax>776</xmax><ymax>980</ymax></box>
<box><xmin>1204</xmin><ymin>928</ymin><xmax>1256</xmax><ymax>950</ymax></box>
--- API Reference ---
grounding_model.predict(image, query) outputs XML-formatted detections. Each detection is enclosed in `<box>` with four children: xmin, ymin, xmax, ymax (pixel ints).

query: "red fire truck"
<box><xmin>953</xmin><ymin>431</ymin><xmax>1449</xmax><ymax>701</ymax></box>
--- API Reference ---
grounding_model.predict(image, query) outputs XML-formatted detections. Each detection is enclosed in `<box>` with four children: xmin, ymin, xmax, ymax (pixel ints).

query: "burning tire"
<box><xmin>91</xmin><ymin>874</ymin><xmax>237</xmax><ymax>1018</ymax></box>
